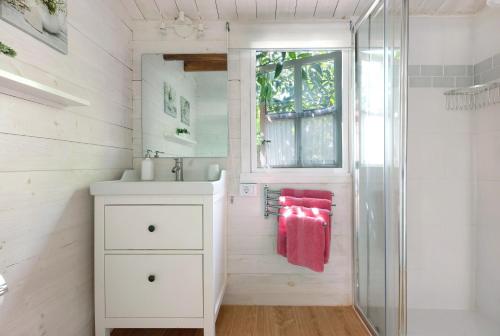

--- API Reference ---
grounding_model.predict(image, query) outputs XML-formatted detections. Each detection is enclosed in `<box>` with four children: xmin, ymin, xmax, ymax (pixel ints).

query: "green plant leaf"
<box><xmin>257</xmin><ymin>75</ymin><xmax>267</xmax><ymax>87</ymax></box>
<box><xmin>311</xmin><ymin>63</ymin><xmax>323</xmax><ymax>75</ymax></box>
<box><xmin>298</xmin><ymin>52</ymin><xmax>312</xmax><ymax>59</ymax></box>
<box><xmin>0</xmin><ymin>41</ymin><xmax>16</xmax><ymax>57</ymax></box>
<box><xmin>274</xmin><ymin>63</ymin><xmax>283</xmax><ymax>79</ymax></box>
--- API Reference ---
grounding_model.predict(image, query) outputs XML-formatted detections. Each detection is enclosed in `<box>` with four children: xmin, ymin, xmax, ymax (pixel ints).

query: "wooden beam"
<box><xmin>184</xmin><ymin>60</ymin><xmax>227</xmax><ymax>72</ymax></box>
<box><xmin>163</xmin><ymin>53</ymin><xmax>227</xmax><ymax>62</ymax></box>
<box><xmin>163</xmin><ymin>54</ymin><xmax>228</xmax><ymax>72</ymax></box>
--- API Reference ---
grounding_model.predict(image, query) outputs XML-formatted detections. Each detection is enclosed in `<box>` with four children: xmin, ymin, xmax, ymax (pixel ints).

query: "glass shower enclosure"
<box><xmin>352</xmin><ymin>0</ymin><xmax>408</xmax><ymax>335</ymax></box>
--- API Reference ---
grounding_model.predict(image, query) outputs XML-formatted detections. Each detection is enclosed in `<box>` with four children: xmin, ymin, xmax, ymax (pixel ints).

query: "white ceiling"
<box><xmin>120</xmin><ymin>0</ymin><xmax>487</xmax><ymax>21</ymax></box>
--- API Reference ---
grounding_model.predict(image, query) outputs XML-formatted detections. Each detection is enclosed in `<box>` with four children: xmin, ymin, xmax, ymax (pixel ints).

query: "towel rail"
<box><xmin>263</xmin><ymin>185</ymin><xmax>335</xmax><ymax>219</ymax></box>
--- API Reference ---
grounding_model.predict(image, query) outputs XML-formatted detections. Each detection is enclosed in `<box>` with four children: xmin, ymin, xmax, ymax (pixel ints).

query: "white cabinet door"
<box><xmin>105</xmin><ymin>254</ymin><xmax>204</xmax><ymax>318</ymax></box>
<box><xmin>105</xmin><ymin>205</ymin><xmax>203</xmax><ymax>250</ymax></box>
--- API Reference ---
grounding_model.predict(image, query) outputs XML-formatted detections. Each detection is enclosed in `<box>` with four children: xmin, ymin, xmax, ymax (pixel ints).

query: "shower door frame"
<box><xmin>351</xmin><ymin>0</ymin><xmax>409</xmax><ymax>335</ymax></box>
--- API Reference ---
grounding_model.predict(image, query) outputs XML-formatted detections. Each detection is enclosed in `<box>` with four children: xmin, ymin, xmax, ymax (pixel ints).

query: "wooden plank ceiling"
<box><xmin>121</xmin><ymin>0</ymin><xmax>487</xmax><ymax>21</ymax></box>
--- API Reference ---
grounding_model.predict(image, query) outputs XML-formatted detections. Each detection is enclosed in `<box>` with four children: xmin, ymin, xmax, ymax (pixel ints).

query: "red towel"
<box><xmin>281</xmin><ymin>188</ymin><xmax>332</xmax><ymax>200</ymax></box>
<box><xmin>279</xmin><ymin>196</ymin><xmax>332</xmax><ymax>210</ymax></box>
<box><xmin>278</xmin><ymin>206</ymin><xmax>332</xmax><ymax>263</ymax></box>
<box><xmin>285</xmin><ymin>214</ymin><xmax>326</xmax><ymax>272</ymax></box>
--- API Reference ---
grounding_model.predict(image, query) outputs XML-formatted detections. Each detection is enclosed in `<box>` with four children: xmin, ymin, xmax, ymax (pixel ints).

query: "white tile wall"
<box><xmin>408</xmin><ymin>7</ymin><xmax>500</xmax><ymax>321</ymax></box>
<box><xmin>407</xmin><ymin>88</ymin><xmax>474</xmax><ymax>310</ymax></box>
<box><xmin>472</xmin><ymin>6</ymin><xmax>500</xmax><ymax>323</ymax></box>
<box><xmin>408</xmin><ymin>17</ymin><xmax>475</xmax><ymax>310</ymax></box>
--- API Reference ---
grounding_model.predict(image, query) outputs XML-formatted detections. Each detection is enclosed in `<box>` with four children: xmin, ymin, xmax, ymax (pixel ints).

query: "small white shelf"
<box><xmin>164</xmin><ymin>133</ymin><xmax>197</xmax><ymax>145</ymax></box>
<box><xmin>0</xmin><ymin>69</ymin><xmax>90</xmax><ymax>107</ymax></box>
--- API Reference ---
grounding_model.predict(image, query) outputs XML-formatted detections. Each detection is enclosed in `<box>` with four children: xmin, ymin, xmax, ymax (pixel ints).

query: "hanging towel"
<box><xmin>286</xmin><ymin>213</ymin><xmax>326</xmax><ymax>272</ymax></box>
<box><xmin>278</xmin><ymin>205</ymin><xmax>332</xmax><ymax>263</ymax></box>
<box><xmin>277</xmin><ymin>207</ymin><xmax>288</xmax><ymax>257</ymax></box>
<box><xmin>281</xmin><ymin>188</ymin><xmax>332</xmax><ymax>200</ymax></box>
<box><xmin>279</xmin><ymin>195</ymin><xmax>332</xmax><ymax>210</ymax></box>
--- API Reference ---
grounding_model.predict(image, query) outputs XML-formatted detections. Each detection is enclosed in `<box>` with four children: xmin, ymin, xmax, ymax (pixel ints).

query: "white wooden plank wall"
<box><xmin>131</xmin><ymin>20</ymin><xmax>353</xmax><ymax>304</ymax></box>
<box><xmin>0</xmin><ymin>0</ymin><xmax>133</xmax><ymax>334</ymax></box>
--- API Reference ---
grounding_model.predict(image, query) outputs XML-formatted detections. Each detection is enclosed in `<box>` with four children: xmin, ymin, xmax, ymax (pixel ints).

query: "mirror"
<box><xmin>141</xmin><ymin>53</ymin><xmax>229</xmax><ymax>158</ymax></box>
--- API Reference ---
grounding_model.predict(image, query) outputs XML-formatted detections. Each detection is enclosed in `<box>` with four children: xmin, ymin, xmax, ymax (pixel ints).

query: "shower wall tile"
<box><xmin>474</xmin><ymin>57</ymin><xmax>493</xmax><ymax>74</ymax></box>
<box><xmin>409</xmin><ymin>77</ymin><xmax>432</xmax><ymax>88</ymax></box>
<box><xmin>421</xmin><ymin>65</ymin><xmax>444</xmax><ymax>76</ymax></box>
<box><xmin>433</xmin><ymin>77</ymin><xmax>455</xmax><ymax>88</ymax></box>
<box><xmin>408</xmin><ymin>86</ymin><xmax>474</xmax><ymax>311</ymax></box>
<box><xmin>493</xmin><ymin>53</ymin><xmax>500</xmax><ymax>68</ymax></box>
<box><xmin>410</xmin><ymin>51</ymin><xmax>500</xmax><ymax>88</ymax></box>
<box><xmin>474</xmin><ymin>73</ymin><xmax>482</xmax><ymax>85</ymax></box>
<box><xmin>473</xmin><ymin>52</ymin><xmax>500</xmax><ymax>84</ymax></box>
<box><xmin>408</xmin><ymin>65</ymin><xmax>421</xmax><ymax>76</ymax></box>
<box><xmin>467</xmin><ymin>65</ymin><xmax>474</xmax><ymax>76</ymax></box>
<box><xmin>456</xmin><ymin>76</ymin><xmax>473</xmax><ymax>87</ymax></box>
<box><xmin>444</xmin><ymin>65</ymin><xmax>467</xmax><ymax>76</ymax></box>
<box><xmin>479</xmin><ymin>66</ymin><xmax>500</xmax><ymax>84</ymax></box>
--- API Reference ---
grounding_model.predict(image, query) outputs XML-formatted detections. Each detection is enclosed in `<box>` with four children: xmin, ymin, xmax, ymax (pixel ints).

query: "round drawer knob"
<box><xmin>148</xmin><ymin>225</ymin><xmax>156</xmax><ymax>232</ymax></box>
<box><xmin>148</xmin><ymin>275</ymin><xmax>156</xmax><ymax>282</ymax></box>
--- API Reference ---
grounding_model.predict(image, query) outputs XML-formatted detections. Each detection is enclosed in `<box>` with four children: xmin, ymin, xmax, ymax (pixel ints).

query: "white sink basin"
<box><xmin>90</xmin><ymin>169</ymin><xmax>226</xmax><ymax>196</ymax></box>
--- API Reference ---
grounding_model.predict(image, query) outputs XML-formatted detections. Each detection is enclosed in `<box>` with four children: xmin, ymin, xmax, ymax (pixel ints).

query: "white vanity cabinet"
<box><xmin>90</xmin><ymin>171</ymin><xmax>227</xmax><ymax>336</ymax></box>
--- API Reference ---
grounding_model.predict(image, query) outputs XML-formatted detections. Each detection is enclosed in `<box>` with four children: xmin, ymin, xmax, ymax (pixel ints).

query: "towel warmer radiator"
<box><xmin>263</xmin><ymin>185</ymin><xmax>336</xmax><ymax>218</ymax></box>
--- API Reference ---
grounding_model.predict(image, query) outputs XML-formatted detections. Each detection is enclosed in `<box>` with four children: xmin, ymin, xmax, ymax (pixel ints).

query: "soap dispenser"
<box><xmin>141</xmin><ymin>149</ymin><xmax>154</xmax><ymax>181</ymax></box>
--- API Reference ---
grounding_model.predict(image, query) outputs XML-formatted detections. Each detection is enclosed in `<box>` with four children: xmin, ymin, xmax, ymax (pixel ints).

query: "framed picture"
<box><xmin>180</xmin><ymin>96</ymin><xmax>190</xmax><ymax>126</ymax></box>
<box><xmin>0</xmin><ymin>0</ymin><xmax>68</xmax><ymax>54</ymax></box>
<box><xmin>163</xmin><ymin>82</ymin><xmax>177</xmax><ymax>118</ymax></box>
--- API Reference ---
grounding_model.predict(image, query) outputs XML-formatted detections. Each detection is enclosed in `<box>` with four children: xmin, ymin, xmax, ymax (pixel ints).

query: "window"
<box><xmin>255</xmin><ymin>51</ymin><xmax>343</xmax><ymax>168</ymax></box>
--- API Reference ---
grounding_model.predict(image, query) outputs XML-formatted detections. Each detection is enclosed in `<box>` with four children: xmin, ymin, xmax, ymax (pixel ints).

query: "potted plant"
<box><xmin>5</xmin><ymin>0</ymin><xmax>30</xmax><ymax>12</ymax></box>
<box><xmin>37</xmin><ymin>0</ymin><xmax>66</xmax><ymax>35</ymax></box>
<box><xmin>0</xmin><ymin>42</ymin><xmax>16</xmax><ymax>57</ymax></box>
<box><xmin>176</xmin><ymin>128</ymin><xmax>190</xmax><ymax>136</ymax></box>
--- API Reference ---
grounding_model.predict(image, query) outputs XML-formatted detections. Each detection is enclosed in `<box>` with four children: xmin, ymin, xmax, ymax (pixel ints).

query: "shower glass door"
<box><xmin>354</xmin><ymin>1</ymin><xmax>406</xmax><ymax>335</ymax></box>
<box><xmin>354</xmin><ymin>2</ymin><xmax>387</xmax><ymax>335</ymax></box>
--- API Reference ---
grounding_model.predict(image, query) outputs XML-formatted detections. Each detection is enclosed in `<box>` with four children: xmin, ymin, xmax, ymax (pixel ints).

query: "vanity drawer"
<box><xmin>105</xmin><ymin>254</ymin><xmax>203</xmax><ymax>318</ymax></box>
<box><xmin>105</xmin><ymin>205</ymin><xmax>203</xmax><ymax>250</ymax></box>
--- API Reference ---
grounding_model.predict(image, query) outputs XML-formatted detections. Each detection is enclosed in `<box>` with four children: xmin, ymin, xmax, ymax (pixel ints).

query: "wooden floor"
<box><xmin>111</xmin><ymin>306</ymin><xmax>370</xmax><ymax>336</ymax></box>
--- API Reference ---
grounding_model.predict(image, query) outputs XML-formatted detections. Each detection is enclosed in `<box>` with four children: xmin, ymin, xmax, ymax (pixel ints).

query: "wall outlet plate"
<box><xmin>239</xmin><ymin>184</ymin><xmax>257</xmax><ymax>197</ymax></box>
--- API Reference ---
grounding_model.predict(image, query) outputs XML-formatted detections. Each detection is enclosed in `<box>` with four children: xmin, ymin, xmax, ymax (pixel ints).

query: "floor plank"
<box><xmin>111</xmin><ymin>306</ymin><xmax>370</xmax><ymax>336</ymax></box>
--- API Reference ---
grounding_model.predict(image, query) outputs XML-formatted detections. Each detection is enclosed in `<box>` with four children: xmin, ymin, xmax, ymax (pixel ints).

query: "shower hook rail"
<box><xmin>444</xmin><ymin>82</ymin><xmax>500</xmax><ymax>110</ymax></box>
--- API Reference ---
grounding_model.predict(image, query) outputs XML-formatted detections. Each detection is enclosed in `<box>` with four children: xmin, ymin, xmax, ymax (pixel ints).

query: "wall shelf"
<box><xmin>444</xmin><ymin>82</ymin><xmax>500</xmax><ymax>110</ymax></box>
<box><xmin>164</xmin><ymin>133</ymin><xmax>197</xmax><ymax>145</ymax></box>
<box><xmin>0</xmin><ymin>69</ymin><xmax>90</xmax><ymax>107</ymax></box>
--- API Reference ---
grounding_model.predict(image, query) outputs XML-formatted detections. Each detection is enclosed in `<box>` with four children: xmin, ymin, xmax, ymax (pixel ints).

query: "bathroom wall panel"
<box><xmin>131</xmin><ymin>26</ymin><xmax>353</xmax><ymax>305</ymax></box>
<box><xmin>472</xmin><ymin>6</ymin><xmax>500</xmax><ymax>323</ymax></box>
<box><xmin>407</xmin><ymin>16</ymin><xmax>475</xmax><ymax>311</ymax></box>
<box><xmin>0</xmin><ymin>0</ymin><xmax>133</xmax><ymax>334</ymax></box>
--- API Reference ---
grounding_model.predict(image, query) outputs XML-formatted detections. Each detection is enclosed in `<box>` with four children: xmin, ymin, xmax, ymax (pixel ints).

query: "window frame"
<box><xmin>240</xmin><ymin>49</ymin><xmax>351</xmax><ymax>184</ymax></box>
<box><xmin>256</xmin><ymin>51</ymin><xmax>343</xmax><ymax>168</ymax></box>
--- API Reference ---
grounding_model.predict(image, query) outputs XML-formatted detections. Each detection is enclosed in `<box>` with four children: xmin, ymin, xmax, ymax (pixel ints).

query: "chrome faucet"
<box><xmin>171</xmin><ymin>158</ymin><xmax>184</xmax><ymax>181</ymax></box>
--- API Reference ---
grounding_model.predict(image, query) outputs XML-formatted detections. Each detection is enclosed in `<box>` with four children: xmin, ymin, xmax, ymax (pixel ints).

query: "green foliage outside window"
<box><xmin>255</xmin><ymin>51</ymin><xmax>338</xmax><ymax>147</ymax></box>
<box><xmin>256</xmin><ymin>51</ymin><xmax>337</xmax><ymax>114</ymax></box>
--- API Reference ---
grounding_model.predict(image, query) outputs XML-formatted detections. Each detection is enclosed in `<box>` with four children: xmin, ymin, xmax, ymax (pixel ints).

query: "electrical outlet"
<box><xmin>239</xmin><ymin>184</ymin><xmax>257</xmax><ymax>197</ymax></box>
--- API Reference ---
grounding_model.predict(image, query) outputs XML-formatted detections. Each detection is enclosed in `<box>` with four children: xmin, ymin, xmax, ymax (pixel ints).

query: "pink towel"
<box><xmin>278</xmin><ymin>206</ymin><xmax>332</xmax><ymax>263</ymax></box>
<box><xmin>285</xmin><ymin>214</ymin><xmax>326</xmax><ymax>272</ymax></box>
<box><xmin>281</xmin><ymin>188</ymin><xmax>332</xmax><ymax>200</ymax></box>
<box><xmin>277</xmin><ymin>207</ymin><xmax>288</xmax><ymax>257</ymax></box>
<box><xmin>279</xmin><ymin>196</ymin><xmax>332</xmax><ymax>210</ymax></box>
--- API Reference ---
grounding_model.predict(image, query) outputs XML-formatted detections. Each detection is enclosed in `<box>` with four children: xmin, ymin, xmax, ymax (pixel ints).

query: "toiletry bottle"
<box><xmin>141</xmin><ymin>149</ymin><xmax>154</xmax><ymax>181</ymax></box>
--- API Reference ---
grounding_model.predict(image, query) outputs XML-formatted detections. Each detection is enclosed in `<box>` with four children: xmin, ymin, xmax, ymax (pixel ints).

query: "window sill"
<box><xmin>240</xmin><ymin>170</ymin><xmax>352</xmax><ymax>184</ymax></box>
